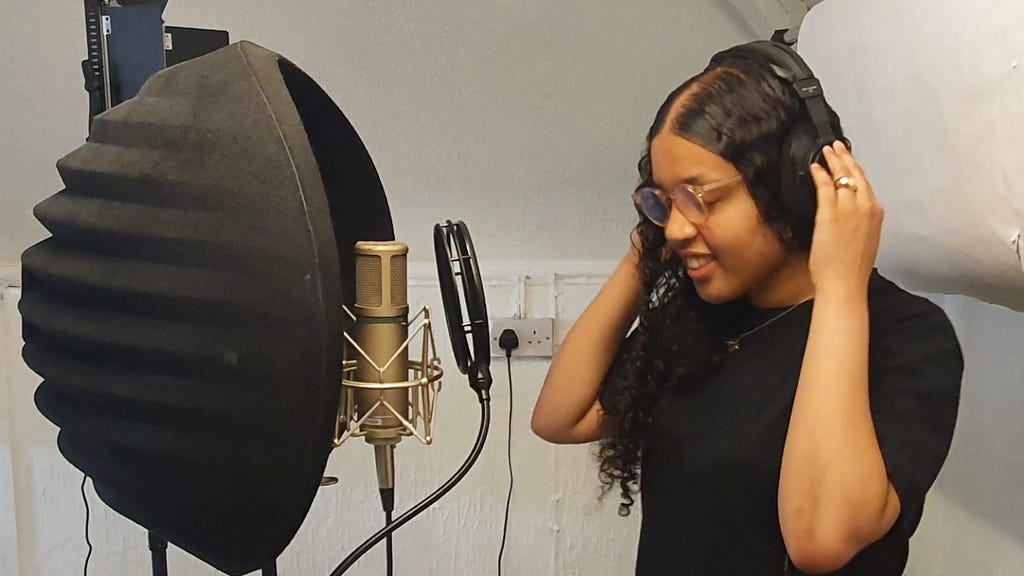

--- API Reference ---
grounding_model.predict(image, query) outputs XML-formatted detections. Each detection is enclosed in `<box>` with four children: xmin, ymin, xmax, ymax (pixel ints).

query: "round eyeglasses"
<box><xmin>632</xmin><ymin>174</ymin><xmax>743</xmax><ymax>226</ymax></box>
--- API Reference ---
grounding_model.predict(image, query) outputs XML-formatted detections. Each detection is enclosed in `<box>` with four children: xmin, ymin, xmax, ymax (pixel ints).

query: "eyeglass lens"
<box><xmin>635</xmin><ymin>187</ymin><xmax>705</xmax><ymax>226</ymax></box>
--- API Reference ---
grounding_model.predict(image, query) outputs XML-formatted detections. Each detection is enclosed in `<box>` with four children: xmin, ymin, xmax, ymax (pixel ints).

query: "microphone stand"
<box><xmin>328</xmin><ymin>384</ymin><xmax>491</xmax><ymax>576</ymax></box>
<box><xmin>375</xmin><ymin>444</ymin><xmax>396</xmax><ymax>576</ymax></box>
<box><xmin>148</xmin><ymin>532</ymin><xmax>168</xmax><ymax>576</ymax></box>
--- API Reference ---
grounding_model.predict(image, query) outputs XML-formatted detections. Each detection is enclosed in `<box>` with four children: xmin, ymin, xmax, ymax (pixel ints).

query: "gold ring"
<box><xmin>833</xmin><ymin>175</ymin><xmax>858</xmax><ymax>192</ymax></box>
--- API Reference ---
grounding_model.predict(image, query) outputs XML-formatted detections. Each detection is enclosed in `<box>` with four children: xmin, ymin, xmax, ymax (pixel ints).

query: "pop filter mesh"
<box><xmin>20</xmin><ymin>41</ymin><xmax>393</xmax><ymax>574</ymax></box>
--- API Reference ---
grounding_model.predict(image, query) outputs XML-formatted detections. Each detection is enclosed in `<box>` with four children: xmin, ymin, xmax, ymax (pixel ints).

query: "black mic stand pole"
<box><xmin>148</xmin><ymin>532</ymin><xmax>168</xmax><ymax>576</ymax></box>
<box><xmin>375</xmin><ymin>444</ymin><xmax>397</xmax><ymax>576</ymax></box>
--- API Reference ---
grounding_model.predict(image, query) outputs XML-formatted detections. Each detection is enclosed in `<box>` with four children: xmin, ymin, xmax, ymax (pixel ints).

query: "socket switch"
<box><xmin>490</xmin><ymin>317</ymin><xmax>554</xmax><ymax>358</ymax></box>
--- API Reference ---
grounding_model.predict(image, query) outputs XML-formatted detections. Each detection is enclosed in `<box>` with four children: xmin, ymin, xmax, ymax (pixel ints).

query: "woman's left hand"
<box><xmin>807</xmin><ymin>140</ymin><xmax>884</xmax><ymax>297</ymax></box>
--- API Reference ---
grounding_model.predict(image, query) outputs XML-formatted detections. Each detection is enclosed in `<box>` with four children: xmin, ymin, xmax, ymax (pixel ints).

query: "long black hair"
<box><xmin>596</xmin><ymin>54</ymin><xmax>846</xmax><ymax>515</ymax></box>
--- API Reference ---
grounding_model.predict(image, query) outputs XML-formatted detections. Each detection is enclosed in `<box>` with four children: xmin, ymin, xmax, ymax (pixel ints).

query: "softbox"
<box><xmin>20</xmin><ymin>41</ymin><xmax>393</xmax><ymax>574</ymax></box>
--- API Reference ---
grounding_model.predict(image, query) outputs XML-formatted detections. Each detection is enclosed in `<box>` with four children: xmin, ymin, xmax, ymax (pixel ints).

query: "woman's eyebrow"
<box><xmin>680</xmin><ymin>172</ymin><xmax>710</xmax><ymax>185</ymax></box>
<box><xmin>653</xmin><ymin>172</ymin><xmax>709</xmax><ymax>190</ymax></box>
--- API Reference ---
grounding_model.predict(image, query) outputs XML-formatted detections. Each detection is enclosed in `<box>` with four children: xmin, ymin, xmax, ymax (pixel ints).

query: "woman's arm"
<box><xmin>778</xmin><ymin>142</ymin><xmax>898</xmax><ymax>573</ymax></box>
<box><xmin>778</xmin><ymin>288</ymin><xmax>901</xmax><ymax>574</ymax></box>
<box><xmin>531</xmin><ymin>243</ymin><xmax>644</xmax><ymax>444</ymax></box>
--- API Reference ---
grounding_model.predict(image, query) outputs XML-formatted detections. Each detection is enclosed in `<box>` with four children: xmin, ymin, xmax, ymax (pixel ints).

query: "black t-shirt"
<box><xmin>634</xmin><ymin>271</ymin><xmax>964</xmax><ymax>575</ymax></box>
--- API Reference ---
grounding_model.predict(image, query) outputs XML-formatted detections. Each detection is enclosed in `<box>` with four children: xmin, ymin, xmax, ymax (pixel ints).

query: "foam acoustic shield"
<box><xmin>20</xmin><ymin>41</ymin><xmax>393</xmax><ymax>574</ymax></box>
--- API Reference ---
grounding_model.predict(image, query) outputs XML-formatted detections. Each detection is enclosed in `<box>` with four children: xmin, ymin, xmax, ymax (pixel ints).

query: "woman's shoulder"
<box><xmin>868</xmin><ymin>269</ymin><xmax>951</xmax><ymax>323</ymax></box>
<box><xmin>866</xmin><ymin>269</ymin><xmax>963</xmax><ymax>358</ymax></box>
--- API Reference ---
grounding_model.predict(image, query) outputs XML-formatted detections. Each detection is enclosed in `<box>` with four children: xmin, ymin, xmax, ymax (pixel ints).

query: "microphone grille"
<box><xmin>355</xmin><ymin>252</ymin><xmax>383</xmax><ymax>307</ymax></box>
<box><xmin>391</xmin><ymin>253</ymin><xmax>407</xmax><ymax>307</ymax></box>
<box><xmin>353</xmin><ymin>241</ymin><xmax>409</xmax><ymax>313</ymax></box>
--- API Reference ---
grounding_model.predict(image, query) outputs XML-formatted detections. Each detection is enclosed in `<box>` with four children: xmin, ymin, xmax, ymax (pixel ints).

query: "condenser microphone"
<box><xmin>350</xmin><ymin>241</ymin><xmax>411</xmax><ymax>493</ymax></box>
<box><xmin>335</xmin><ymin>237</ymin><xmax>443</xmax><ymax>499</ymax></box>
<box><xmin>328</xmin><ymin>221</ymin><xmax>491</xmax><ymax>575</ymax></box>
<box><xmin>337</xmin><ymin>239</ymin><xmax>444</xmax><ymax>574</ymax></box>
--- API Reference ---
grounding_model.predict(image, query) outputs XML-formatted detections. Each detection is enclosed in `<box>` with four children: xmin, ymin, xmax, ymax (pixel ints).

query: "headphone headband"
<box><xmin>708</xmin><ymin>41</ymin><xmax>812</xmax><ymax>81</ymax></box>
<box><xmin>708</xmin><ymin>40</ymin><xmax>837</xmax><ymax>145</ymax></box>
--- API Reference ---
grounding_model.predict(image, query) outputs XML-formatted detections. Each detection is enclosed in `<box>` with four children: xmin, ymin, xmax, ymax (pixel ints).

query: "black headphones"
<box><xmin>707</xmin><ymin>40</ymin><xmax>849</xmax><ymax>246</ymax></box>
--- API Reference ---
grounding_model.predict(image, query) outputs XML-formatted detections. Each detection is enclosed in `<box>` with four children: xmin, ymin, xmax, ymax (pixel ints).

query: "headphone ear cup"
<box><xmin>779</xmin><ymin>119</ymin><xmax>827</xmax><ymax>247</ymax></box>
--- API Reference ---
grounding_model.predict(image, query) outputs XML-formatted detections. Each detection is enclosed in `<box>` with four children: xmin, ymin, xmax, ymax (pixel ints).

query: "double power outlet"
<box><xmin>489</xmin><ymin>317</ymin><xmax>554</xmax><ymax>358</ymax></box>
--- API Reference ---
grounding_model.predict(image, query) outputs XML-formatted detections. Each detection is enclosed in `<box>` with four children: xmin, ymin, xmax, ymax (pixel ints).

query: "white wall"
<box><xmin>3</xmin><ymin>1</ymin><xmax>1023</xmax><ymax>575</ymax></box>
<box><xmin>0</xmin><ymin>0</ymin><xmax>800</xmax><ymax>273</ymax></box>
<box><xmin>906</xmin><ymin>295</ymin><xmax>1024</xmax><ymax>575</ymax></box>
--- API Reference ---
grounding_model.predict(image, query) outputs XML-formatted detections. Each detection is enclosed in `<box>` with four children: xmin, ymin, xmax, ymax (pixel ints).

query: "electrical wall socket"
<box><xmin>490</xmin><ymin>317</ymin><xmax>554</xmax><ymax>358</ymax></box>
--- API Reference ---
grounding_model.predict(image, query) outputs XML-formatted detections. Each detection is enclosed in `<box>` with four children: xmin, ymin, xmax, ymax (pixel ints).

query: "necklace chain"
<box><xmin>725</xmin><ymin>298</ymin><xmax>811</xmax><ymax>353</ymax></box>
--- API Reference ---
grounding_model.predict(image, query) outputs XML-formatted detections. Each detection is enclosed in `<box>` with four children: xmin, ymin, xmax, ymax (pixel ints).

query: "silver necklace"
<box><xmin>724</xmin><ymin>297</ymin><xmax>811</xmax><ymax>353</ymax></box>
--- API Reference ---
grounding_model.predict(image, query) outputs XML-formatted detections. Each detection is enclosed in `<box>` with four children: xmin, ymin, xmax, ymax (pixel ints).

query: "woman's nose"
<box><xmin>663</xmin><ymin>204</ymin><xmax>699</xmax><ymax>243</ymax></box>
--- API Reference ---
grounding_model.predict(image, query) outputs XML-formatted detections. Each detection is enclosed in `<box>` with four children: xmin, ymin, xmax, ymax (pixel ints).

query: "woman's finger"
<box><xmin>823</xmin><ymin>144</ymin><xmax>856</xmax><ymax>203</ymax></box>
<box><xmin>832</xmin><ymin>140</ymin><xmax>876</xmax><ymax>204</ymax></box>
<box><xmin>808</xmin><ymin>160</ymin><xmax>834</xmax><ymax>216</ymax></box>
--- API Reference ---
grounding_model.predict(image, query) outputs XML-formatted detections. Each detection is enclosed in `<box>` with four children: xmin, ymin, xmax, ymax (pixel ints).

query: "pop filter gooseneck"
<box><xmin>328</xmin><ymin>220</ymin><xmax>492</xmax><ymax>575</ymax></box>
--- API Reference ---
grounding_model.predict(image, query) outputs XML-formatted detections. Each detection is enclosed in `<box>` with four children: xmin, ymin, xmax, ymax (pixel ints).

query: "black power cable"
<box><xmin>81</xmin><ymin>474</ymin><xmax>92</xmax><ymax>576</ymax></box>
<box><xmin>497</xmin><ymin>329</ymin><xmax>519</xmax><ymax>576</ymax></box>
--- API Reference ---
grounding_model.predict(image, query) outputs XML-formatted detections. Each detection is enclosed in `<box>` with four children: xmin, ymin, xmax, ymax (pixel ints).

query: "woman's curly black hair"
<box><xmin>596</xmin><ymin>55</ymin><xmax>846</xmax><ymax>516</ymax></box>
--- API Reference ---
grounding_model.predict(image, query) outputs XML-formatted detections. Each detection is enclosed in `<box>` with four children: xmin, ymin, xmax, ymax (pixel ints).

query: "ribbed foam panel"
<box><xmin>20</xmin><ymin>41</ymin><xmax>393</xmax><ymax>575</ymax></box>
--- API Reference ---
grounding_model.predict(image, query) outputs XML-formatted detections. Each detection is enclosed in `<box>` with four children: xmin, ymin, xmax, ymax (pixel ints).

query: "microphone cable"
<box><xmin>497</xmin><ymin>329</ymin><xmax>519</xmax><ymax>576</ymax></box>
<box><xmin>328</xmin><ymin>390</ymin><xmax>492</xmax><ymax>576</ymax></box>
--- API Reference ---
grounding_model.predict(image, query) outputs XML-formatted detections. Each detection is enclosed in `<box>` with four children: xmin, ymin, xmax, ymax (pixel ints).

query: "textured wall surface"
<box><xmin>903</xmin><ymin>295</ymin><xmax>1024</xmax><ymax>575</ymax></box>
<box><xmin>0</xmin><ymin>0</ymin><xmax>797</xmax><ymax>271</ymax></box>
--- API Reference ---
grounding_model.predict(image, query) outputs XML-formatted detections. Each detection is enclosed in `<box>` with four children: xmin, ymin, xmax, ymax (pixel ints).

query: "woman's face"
<box><xmin>649</xmin><ymin>129</ymin><xmax>809</xmax><ymax>307</ymax></box>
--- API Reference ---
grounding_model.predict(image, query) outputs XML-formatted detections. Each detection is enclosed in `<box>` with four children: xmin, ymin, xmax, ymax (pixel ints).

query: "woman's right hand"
<box><xmin>531</xmin><ymin>229</ymin><xmax>646</xmax><ymax>444</ymax></box>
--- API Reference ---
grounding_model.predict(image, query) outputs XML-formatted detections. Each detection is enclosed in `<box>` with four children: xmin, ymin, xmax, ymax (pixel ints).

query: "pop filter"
<box><xmin>433</xmin><ymin>220</ymin><xmax>491</xmax><ymax>393</ymax></box>
<box><xmin>20</xmin><ymin>41</ymin><xmax>392</xmax><ymax>575</ymax></box>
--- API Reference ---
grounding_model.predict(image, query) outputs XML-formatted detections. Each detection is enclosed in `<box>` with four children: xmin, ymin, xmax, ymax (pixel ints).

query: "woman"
<box><xmin>531</xmin><ymin>41</ymin><xmax>962</xmax><ymax>575</ymax></box>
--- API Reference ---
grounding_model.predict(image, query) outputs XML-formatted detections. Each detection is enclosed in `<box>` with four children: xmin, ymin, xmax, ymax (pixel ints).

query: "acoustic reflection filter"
<box><xmin>20</xmin><ymin>41</ymin><xmax>393</xmax><ymax>575</ymax></box>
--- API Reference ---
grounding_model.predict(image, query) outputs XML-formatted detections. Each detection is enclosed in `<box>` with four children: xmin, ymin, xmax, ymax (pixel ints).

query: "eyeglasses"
<box><xmin>632</xmin><ymin>174</ymin><xmax>743</xmax><ymax>226</ymax></box>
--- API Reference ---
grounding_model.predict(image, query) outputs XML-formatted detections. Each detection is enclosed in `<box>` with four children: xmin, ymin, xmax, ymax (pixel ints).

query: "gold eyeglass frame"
<box><xmin>633</xmin><ymin>174</ymin><xmax>743</xmax><ymax>226</ymax></box>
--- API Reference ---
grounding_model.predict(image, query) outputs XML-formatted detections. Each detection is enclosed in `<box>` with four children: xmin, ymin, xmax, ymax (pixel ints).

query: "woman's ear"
<box><xmin>777</xmin><ymin>224</ymin><xmax>797</xmax><ymax>247</ymax></box>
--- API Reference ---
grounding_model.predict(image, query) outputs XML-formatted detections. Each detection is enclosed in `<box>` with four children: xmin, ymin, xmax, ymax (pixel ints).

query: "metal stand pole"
<box><xmin>148</xmin><ymin>532</ymin><xmax>168</xmax><ymax>576</ymax></box>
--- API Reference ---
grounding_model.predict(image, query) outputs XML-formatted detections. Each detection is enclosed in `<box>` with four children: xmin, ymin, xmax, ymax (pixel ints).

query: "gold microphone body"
<box><xmin>352</xmin><ymin>241</ymin><xmax>410</xmax><ymax>490</ymax></box>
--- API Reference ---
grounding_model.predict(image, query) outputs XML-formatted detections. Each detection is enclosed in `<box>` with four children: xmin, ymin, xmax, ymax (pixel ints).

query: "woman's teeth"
<box><xmin>685</xmin><ymin>256</ymin><xmax>714</xmax><ymax>269</ymax></box>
